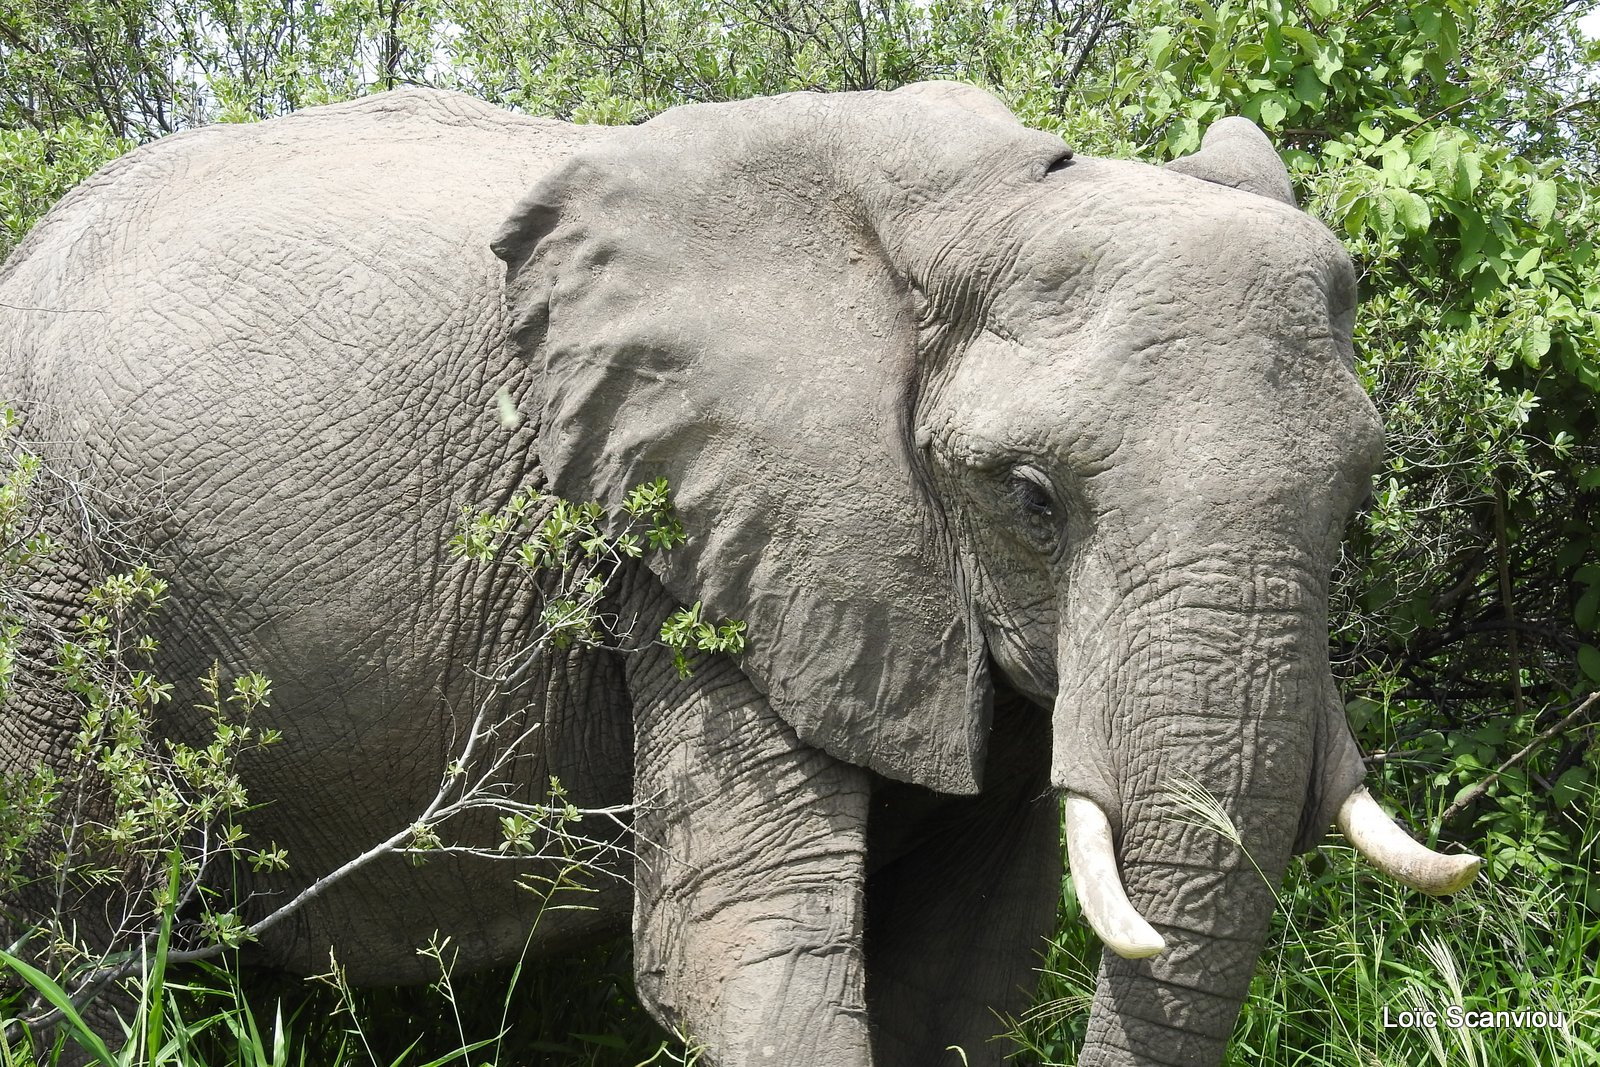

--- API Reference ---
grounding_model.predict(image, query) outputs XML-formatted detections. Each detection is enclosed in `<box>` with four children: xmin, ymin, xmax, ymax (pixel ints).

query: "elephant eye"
<box><xmin>1008</xmin><ymin>470</ymin><xmax>1057</xmax><ymax>521</ymax></box>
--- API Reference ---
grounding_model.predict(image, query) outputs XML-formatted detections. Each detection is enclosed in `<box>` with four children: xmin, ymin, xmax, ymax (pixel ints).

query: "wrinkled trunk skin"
<box><xmin>1061</xmin><ymin>555</ymin><xmax>1332</xmax><ymax>1067</ymax></box>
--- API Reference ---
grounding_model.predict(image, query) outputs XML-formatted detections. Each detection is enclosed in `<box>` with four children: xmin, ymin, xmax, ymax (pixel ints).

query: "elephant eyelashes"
<box><xmin>1007</xmin><ymin>469</ymin><xmax>1059</xmax><ymax>530</ymax></box>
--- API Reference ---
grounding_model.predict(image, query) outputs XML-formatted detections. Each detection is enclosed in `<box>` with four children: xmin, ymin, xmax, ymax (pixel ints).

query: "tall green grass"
<box><xmin>6</xmin><ymin>811</ymin><xmax>1595</xmax><ymax>1067</ymax></box>
<box><xmin>1</xmin><ymin>936</ymin><xmax>691</xmax><ymax>1067</ymax></box>
<box><xmin>1011</xmin><ymin>806</ymin><xmax>1600</xmax><ymax>1066</ymax></box>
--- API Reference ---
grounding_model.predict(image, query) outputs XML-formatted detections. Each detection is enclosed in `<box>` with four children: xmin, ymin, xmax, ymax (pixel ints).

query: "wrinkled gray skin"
<box><xmin>0</xmin><ymin>84</ymin><xmax>1382</xmax><ymax>1066</ymax></box>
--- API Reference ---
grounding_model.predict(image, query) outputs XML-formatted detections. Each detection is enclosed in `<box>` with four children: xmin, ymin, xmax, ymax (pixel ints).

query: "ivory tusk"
<box><xmin>1063</xmin><ymin>794</ymin><xmax>1167</xmax><ymax>959</ymax></box>
<box><xmin>1336</xmin><ymin>787</ymin><xmax>1483</xmax><ymax>897</ymax></box>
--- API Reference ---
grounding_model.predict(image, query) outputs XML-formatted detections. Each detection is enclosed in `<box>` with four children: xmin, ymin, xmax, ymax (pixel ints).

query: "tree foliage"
<box><xmin>1090</xmin><ymin>0</ymin><xmax>1600</xmax><ymax>889</ymax></box>
<box><xmin>2</xmin><ymin>0</ymin><xmax>1598</xmax><ymax>1061</ymax></box>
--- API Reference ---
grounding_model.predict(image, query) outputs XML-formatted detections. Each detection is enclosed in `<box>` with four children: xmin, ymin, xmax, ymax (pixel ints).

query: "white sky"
<box><xmin>1582</xmin><ymin>3</ymin><xmax>1600</xmax><ymax>39</ymax></box>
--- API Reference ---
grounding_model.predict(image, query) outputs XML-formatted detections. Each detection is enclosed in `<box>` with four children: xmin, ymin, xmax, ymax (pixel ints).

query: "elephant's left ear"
<box><xmin>1166</xmin><ymin>116</ymin><xmax>1296</xmax><ymax>206</ymax></box>
<box><xmin>493</xmin><ymin>86</ymin><xmax>1068</xmax><ymax>795</ymax></box>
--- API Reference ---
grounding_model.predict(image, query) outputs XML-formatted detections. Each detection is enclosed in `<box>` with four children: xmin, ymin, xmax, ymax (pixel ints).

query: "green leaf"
<box><xmin>0</xmin><ymin>950</ymin><xmax>116</xmax><ymax>1065</ymax></box>
<box><xmin>1312</xmin><ymin>43</ymin><xmax>1344</xmax><ymax>83</ymax></box>
<box><xmin>1430</xmin><ymin>136</ymin><xmax>1460</xmax><ymax>194</ymax></box>
<box><xmin>1259</xmin><ymin>96</ymin><xmax>1287</xmax><ymax>130</ymax></box>
<box><xmin>1147</xmin><ymin>27</ymin><xmax>1173</xmax><ymax>67</ymax></box>
<box><xmin>1576</xmin><ymin>582</ymin><xmax>1600</xmax><ymax>631</ymax></box>
<box><xmin>1345</xmin><ymin>696</ymin><xmax>1383</xmax><ymax>732</ymax></box>
<box><xmin>1528</xmin><ymin>179</ymin><xmax>1557</xmax><ymax>226</ymax></box>
<box><xmin>1435</xmin><ymin>11</ymin><xmax>1460</xmax><ymax>63</ymax></box>
<box><xmin>1205</xmin><ymin>38</ymin><xmax>1230</xmax><ymax>80</ymax></box>
<box><xmin>1342</xmin><ymin>196</ymin><xmax>1368</xmax><ymax>238</ymax></box>
<box><xmin>1292</xmin><ymin>64</ymin><xmax>1325</xmax><ymax>107</ymax></box>
<box><xmin>494</xmin><ymin>385</ymin><xmax>522</xmax><ymax>429</ymax></box>
<box><xmin>1374</xmin><ymin>191</ymin><xmax>1397</xmax><ymax>235</ymax></box>
<box><xmin>1552</xmin><ymin>767</ymin><xmax>1592</xmax><ymax>807</ymax></box>
<box><xmin>409</xmin><ymin>1038</ymin><xmax>499</xmax><ymax>1067</ymax></box>
<box><xmin>1580</xmin><ymin>644</ymin><xmax>1600</xmax><ymax>682</ymax></box>
<box><xmin>1281</xmin><ymin>25</ymin><xmax>1320</xmax><ymax>52</ymax></box>
<box><xmin>1424</xmin><ymin>51</ymin><xmax>1449</xmax><ymax>86</ymax></box>
<box><xmin>1169</xmin><ymin>117</ymin><xmax>1202</xmax><ymax>155</ymax></box>
<box><xmin>1457</xmin><ymin>210</ymin><xmax>1487</xmax><ymax>256</ymax></box>
<box><xmin>1520</xmin><ymin>320</ymin><xmax>1551</xmax><ymax>365</ymax></box>
<box><xmin>1385</xmin><ymin>187</ymin><xmax>1430</xmax><ymax>234</ymax></box>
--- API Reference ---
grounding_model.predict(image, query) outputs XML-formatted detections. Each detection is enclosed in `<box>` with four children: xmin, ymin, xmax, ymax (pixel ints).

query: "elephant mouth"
<box><xmin>858</xmin><ymin>685</ymin><xmax>1062</xmax><ymax>1060</ymax></box>
<box><xmin>1062</xmin><ymin>784</ymin><xmax>1482</xmax><ymax>962</ymax></box>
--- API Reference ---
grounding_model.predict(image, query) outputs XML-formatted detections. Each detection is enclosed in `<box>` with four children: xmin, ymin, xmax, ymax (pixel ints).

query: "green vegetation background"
<box><xmin>2</xmin><ymin>0</ymin><xmax>1598</xmax><ymax>1063</ymax></box>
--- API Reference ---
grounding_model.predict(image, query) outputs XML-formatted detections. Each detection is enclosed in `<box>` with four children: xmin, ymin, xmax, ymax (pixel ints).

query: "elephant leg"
<box><xmin>627</xmin><ymin>617</ymin><xmax>874</xmax><ymax>1066</ymax></box>
<box><xmin>865</xmin><ymin>691</ymin><xmax>1061</xmax><ymax>1067</ymax></box>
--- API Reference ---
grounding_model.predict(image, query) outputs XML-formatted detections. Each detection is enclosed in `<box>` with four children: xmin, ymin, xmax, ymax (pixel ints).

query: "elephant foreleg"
<box><xmin>627</xmin><ymin>639</ymin><xmax>874</xmax><ymax>1067</ymax></box>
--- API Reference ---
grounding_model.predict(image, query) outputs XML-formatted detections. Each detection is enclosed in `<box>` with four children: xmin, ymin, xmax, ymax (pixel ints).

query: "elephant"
<box><xmin>0</xmin><ymin>82</ymin><xmax>1482</xmax><ymax>1067</ymax></box>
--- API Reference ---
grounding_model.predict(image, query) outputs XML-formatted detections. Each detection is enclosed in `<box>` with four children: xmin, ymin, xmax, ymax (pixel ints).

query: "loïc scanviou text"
<box><xmin>1382</xmin><ymin>1005</ymin><xmax>1568</xmax><ymax>1030</ymax></box>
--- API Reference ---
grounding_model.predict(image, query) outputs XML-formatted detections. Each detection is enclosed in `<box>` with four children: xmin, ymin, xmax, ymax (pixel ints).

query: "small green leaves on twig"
<box><xmin>448</xmin><ymin>477</ymin><xmax>684</xmax><ymax>571</ymax></box>
<box><xmin>622</xmin><ymin>477</ymin><xmax>687</xmax><ymax>552</ymax></box>
<box><xmin>406</xmin><ymin>820</ymin><xmax>443</xmax><ymax>864</ymax></box>
<box><xmin>58</xmin><ymin>575</ymin><xmax>283</xmax><ymax>881</ymax></box>
<box><xmin>660</xmin><ymin>602</ymin><xmax>746</xmax><ymax>679</ymax></box>
<box><xmin>495</xmin><ymin>776</ymin><xmax>587</xmax><ymax>860</ymax></box>
<box><xmin>451</xmin><ymin>477</ymin><xmax>742</xmax><ymax>675</ymax></box>
<box><xmin>4</xmin><ymin>407</ymin><xmax>288</xmax><ymax>997</ymax></box>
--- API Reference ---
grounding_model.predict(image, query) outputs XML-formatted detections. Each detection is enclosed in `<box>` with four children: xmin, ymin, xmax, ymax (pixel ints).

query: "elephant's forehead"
<box><xmin>930</xmin><ymin>156</ymin><xmax>1379</xmax><ymax>504</ymax></box>
<box><xmin>986</xmin><ymin>157</ymin><xmax>1353</xmax><ymax>347</ymax></box>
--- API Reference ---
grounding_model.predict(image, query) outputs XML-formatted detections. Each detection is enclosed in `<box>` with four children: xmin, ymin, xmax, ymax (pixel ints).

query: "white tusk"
<box><xmin>1063</xmin><ymin>794</ymin><xmax>1167</xmax><ymax>959</ymax></box>
<box><xmin>1336</xmin><ymin>787</ymin><xmax>1482</xmax><ymax>897</ymax></box>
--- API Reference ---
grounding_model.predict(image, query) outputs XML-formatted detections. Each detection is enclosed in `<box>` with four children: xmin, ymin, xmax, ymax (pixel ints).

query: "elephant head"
<box><xmin>492</xmin><ymin>84</ymin><xmax>1479</xmax><ymax>1065</ymax></box>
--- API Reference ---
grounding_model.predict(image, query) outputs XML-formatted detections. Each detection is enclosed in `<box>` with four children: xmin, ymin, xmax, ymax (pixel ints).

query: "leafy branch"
<box><xmin>2</xmin><ymin>401</ymin><xmax>740</xmax><ymax>1045</ymax></box>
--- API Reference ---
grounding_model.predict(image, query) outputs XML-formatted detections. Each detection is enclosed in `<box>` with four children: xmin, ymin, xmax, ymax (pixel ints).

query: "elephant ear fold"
<box><xmin>490</xmin><ymin>90</ymin><xmax>1066</xmax><ymax>795</ymax></box>
<box><xmin>1166</xmin><ymin>116</ymin><xmax>1296</xmax><ymax>206</ymax></box>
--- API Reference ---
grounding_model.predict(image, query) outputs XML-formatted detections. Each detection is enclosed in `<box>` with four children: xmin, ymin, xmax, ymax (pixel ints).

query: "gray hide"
<box><xmin>0</xmin><ymin>83</ymin><xmax>1387</xmax><ymax>1067</ymax></box>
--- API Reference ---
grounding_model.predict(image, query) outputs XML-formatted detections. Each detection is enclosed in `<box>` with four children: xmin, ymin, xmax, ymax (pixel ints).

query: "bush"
<box><xmin>1</xmin><ymin>401</ymin><xmax>731</xmax><ymax>1063</ymax></box>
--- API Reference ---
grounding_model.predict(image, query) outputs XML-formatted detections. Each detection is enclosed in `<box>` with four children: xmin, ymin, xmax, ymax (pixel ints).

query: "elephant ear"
<box><xmin>492</xmin><ymin>84</ymin><xmax>1070</xmax><ymax>794</ymax></box>
<box><xmin>1166</xmin><ymin>116</ymin><xmax>1296</xmax><ymax>206</ymax></box>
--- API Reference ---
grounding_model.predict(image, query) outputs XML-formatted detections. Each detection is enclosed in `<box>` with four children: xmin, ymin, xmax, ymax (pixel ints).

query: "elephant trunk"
<box><xmin>1053</xmin><ymin>555</ymin><xmax>1335</xmax><ymax>1067</ymax></box>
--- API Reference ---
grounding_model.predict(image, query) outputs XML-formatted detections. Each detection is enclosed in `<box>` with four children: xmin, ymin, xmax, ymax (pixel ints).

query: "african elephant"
<box><xmin>0</xmin><ymin>82</ymin><xmax>1480</xmax><ymax>1066</ymax></box>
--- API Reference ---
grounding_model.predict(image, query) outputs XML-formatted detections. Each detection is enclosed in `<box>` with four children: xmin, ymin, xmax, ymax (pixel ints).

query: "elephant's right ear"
<box><xmin>1166</xmin><ymin>116</ymin><xmax>1296</xmax><ymax>206</ymax></box>
<box><xmin>491</xmin><ymin>88</ymin><xmax>1067</xmax><ymax>795</ymax></box>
